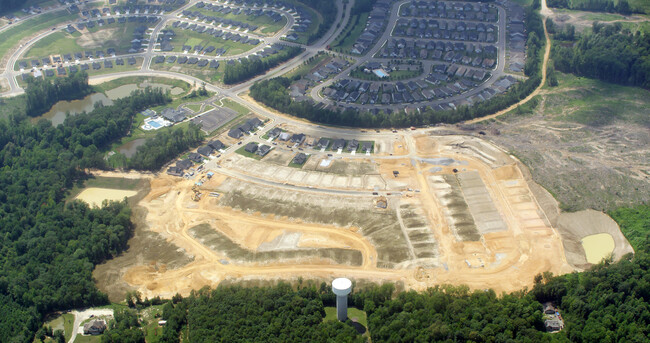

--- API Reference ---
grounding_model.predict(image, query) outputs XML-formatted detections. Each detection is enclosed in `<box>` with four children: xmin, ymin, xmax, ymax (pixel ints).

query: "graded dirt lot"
<box><xmin>469</xmin><ymin>73</ymin><xmax>650</xmax><ymax>212</ymax></box>
<box><xmin>75</xmin><ymin>188</ymin><xmax>138</xmax><ymax>207</ymax></box>
<box><xmin>91</xmin><ymin>130</ymin><xmax>633</xmax><ymax>300</ymax></box>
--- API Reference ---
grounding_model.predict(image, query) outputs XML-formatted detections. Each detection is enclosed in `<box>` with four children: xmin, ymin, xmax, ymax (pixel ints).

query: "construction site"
<box><xmin>92</xmin><ymin>133</ymin><xmax>632</xmax><ymax>301</ymax></box>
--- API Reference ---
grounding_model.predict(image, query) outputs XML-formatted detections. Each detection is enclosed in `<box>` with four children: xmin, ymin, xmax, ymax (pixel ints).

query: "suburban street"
<box><xmin>0</xmin><ymin>0</ymin><xmax>550</xmax><ymax>143</ymax></box>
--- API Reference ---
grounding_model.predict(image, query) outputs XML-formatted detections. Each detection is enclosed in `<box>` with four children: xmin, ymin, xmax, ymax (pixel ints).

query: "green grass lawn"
<box><xmin>185</xmin><ymin>103</ymin><xmax>203</xmax><ymax>113</ymax></box>
<box><xmin>284</xmin><ymin>53</ymin><xmax>330</xmax><ymax>80</ymax></box>
<box><xmin>151</xmin><ymin>59</ymin><xmax>225</xmax><ymax>84</ymax></box>
<box><xmin>0</xmin><ymin>10</ymin><xmax>79</xmax><ymax>59</ymax></box>
<box><xmin>542</xmin><ymin>72</ymin><xmax>650</xmax><ymax>127</ymax></box>
<box><xmin>167</xmin><ymin>26</ymin><xmax>257</xmax><ymax>56</ymax></box>
<box><xmin>23</xmin><ymin>31</ymin><xmax>83</xmax><ymax>59</ymax></box>
<box><xmin>220</xmin><ymin>98</ymin><xmax>250</xmax><ymax>115</ymax></box>
<box><xmin>93</xmin><ymin>76</ymin><xmax>191</xmax><ymax>94</ymax></box>
<box><xmin>235</xmin><ymin>144</ymin><xmax>262</xmax><ymax>159</ymax></box>
<box><xmin>332</xmin><ymin>13</ymin><xmax>369</xmax><ymax>54</ymax></box>
<box><xmin>323</xmin><ymin>306</ymin><xmax>367</xmax><ymax>327</ymax></box>
<box><xmin>72</xmin><ymin>334</ymin><xmax>101</xmax><ymax>343</ymax></box>
<box><xmin>288</xmin><ymin>154</ymin><xmax>309</xmax><ymax>168</ymax></box>
<box><xmin>192</xmin><ymin>6</ymin><xmax>288</xmax><ymax>36</ymax></box>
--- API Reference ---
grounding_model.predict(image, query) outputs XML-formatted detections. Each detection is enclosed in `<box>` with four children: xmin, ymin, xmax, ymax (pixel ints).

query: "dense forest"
<box><xmin>103</xmin><ymin>202</ymin><xmax>649</xmax><ymax>343</ymax></box>
<box><xmin>101</xmin><ymin>309</ymin><xmax>145</xmax><ymax>343</ymax></box>
<box><xmin>250</xmin><ymin>4</ymin><xmax>544</xmax><ymax>128</ymax></box>
<box><xmin>24</xmin><ymin>72</ymin><xmax>93</xmax><ymax>117</ymax></box>
<box><xmin>223</xmin><ymin>46</ymin><xmax>304</xmax><ymax>84</ymax></box>
<box><xmin>547</xmin><ymin>0</ymin><xmax>638</xmax><ymax>14</ymax></box>
<box><xmin>0</xmin><ymin>75</ymin><xmax>170</xmax><ymax>342</ymax></box>
<box><xmin>110</xmin><ymin>205</ymin><xmax>649</xmax><ymax>342</ymax></box>
<box><xmin>127</xmin><ymin>124</ymin><xmax>204</xmax><ymax>171</ymax></box>
<box><xmin>297</xmin><ymin>0</ymin><xmax>338</xmax><ymax>44</ymax></box>
<box><xmin>0</xmin><ymin>0</ymin><xmax>25</xmax><ymax>15</ymax></box>
<box><xmin>551</xmin><ymin>21</ymin><xmax>650</xmax><ymax>89</ymax></box>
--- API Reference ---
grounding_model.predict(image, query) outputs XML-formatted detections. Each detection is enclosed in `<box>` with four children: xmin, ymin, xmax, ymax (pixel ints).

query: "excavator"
<box><xmin>191</xmin><ymin>185</ymin><xmax>202</xmax><ymax>202</ymax></box>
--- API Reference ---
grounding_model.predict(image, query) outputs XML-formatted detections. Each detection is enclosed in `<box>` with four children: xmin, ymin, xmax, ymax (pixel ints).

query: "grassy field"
<box><xmin>331</xmin><ymin>13</ymin><xmax>369</xmax><ymax>54</ymax></box>
<box><xmin>71</xmin><ymin>335</ymin><xmax>101</xmax><ymax>343</ymax></box>
<box><xmin>185</xmin><ymin>103</ymin><xmax>203</xmax><ymax>112</ymax></box>
<box><xmin>93</xmin><ymin>76</ymin><xmax>191</xmax><ymax>94</ymax></box>
<box><xmin>0</xmin><ymin>10</ymin><xmax>79</xmax><ymax>60</ymax></box>
<box><xmin>283</xmin><ymin>52</ymin><xmax>330</xmax><ymax>79</ymax></box>
<box><xmin>485</xmin><ymin>71</ymin><xmax>650</xmax><ymax>212</ymax></box>
<box><xmin>545</xmin><ymin>72</ymin><xmax>649</xmax><ymax>127</ymax></box>
<box><xmin>192</xmin><ymin>6</ymin><xmax>288</xmax><ymax>36</ymax></box>
<box><xmin>22</xmin><ymin>31</ymin><xmax>82</xmax><ymax>59</ymax></box>
<box><xmin>150</xmin><ymin>58</ymin><xmax>225</xmax><ymax>84</ymax></box>
<box><xmin>323</xmin><ymin>306</ymin><xmax>368</xmax><ymax>327</ymax></box>
<box><xmin>167</xmin><ymin>26</ymin><xmax>257</xmax><ymax>56</ymax></box>
<box><xmin>220</xmin><ymin>98</ymin><xmax>250</xmax><ymax>115</ymax></box>
<box><xmin>0</xmin><ymin>95</ymin><xmax>27</xmax><ymax>120</ymax></box>
<box><xmin>24</xmin><ymin>22</ymin><xmax>147</xmax><ymax>60</ymax></box>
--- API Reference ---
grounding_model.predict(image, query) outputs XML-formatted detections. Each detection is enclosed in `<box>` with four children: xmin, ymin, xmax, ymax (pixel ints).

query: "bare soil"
<box><xmin>93</xmin><ymin>131</ymin><xmax>615</xmax><ymax>298</ymax></box>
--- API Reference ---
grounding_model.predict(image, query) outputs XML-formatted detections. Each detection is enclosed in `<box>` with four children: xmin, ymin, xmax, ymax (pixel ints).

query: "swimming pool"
<box><xmin>373</xmin><ymin>69</ymin><xmax>389</xmax><ymax>78</ymax></box>
<box><xmin>148</xmin><ymin>120</ymin><xmax>162</xmax><ymax>128</ymax></box>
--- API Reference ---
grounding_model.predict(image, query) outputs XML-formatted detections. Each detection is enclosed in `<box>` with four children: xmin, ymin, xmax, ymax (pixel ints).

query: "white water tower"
<box><xmin>332</xmin><ymin>277</ymin><xmax>352</xmax><ymax>321</ymax></box>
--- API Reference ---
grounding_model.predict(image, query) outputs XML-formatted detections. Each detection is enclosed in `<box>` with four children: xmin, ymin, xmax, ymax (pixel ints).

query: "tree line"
<box><xmin>298</xmin><ymin>0</ymin><xmax>338</xmax><ymax>44</ymax></box>
<box><xmin>547</xmin><ymin>0</ymin><xmax>638</xmax><ymax>15</ymax></box>
<box><xmin>24</xmin><ymin>72</ymin><xmax>94</xmax><ymax>117</ymax></box>
<box><xmin>551</xmin><ymin>21</ymin><xmax>650</xmax><ymax>89</ymax></box>
<box><xmin>0</xmin><ymin>75</ymin><xmax>170</xmax><ymax>342</ymax></box>
<box><xmin>142</xmin><ymin>202</ymin><xmax>649</xmax><ymax>342</ymax></box>
<box><xmin>250</xmin><ymin>4</ymin><xmax>544</xmax><ymax>128</ymax></box>
<box><xmin>0</xmin><ymin>0</ymin><xmax>26</xmax><ymax>16</ymax></box>
<box><xmin>223</xmin><ymin>46</ymin><xmax>304</xmax><ymax>85</ymax></box>
<box><xmin>127</xmin><ymin>124</ymin><xmax>204</xmax><ymax>171</ymax></box>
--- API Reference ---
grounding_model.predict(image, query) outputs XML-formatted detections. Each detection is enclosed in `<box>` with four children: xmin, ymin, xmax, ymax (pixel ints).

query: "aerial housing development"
<box><xmin>0</xmin><ymin>0</ymin><xmax>648</xmax><ymax>341</ymax></box>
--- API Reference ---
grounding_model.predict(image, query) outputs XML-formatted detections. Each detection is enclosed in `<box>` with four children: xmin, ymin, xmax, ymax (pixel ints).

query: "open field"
<box><xmin>164</xmin><ymin>26</ymin><xmax>257</xmax><ymax>56</ymax></box>
<box><xmin>191</xmin><ymin>6</ymin><xmax>288</xmax><ymax>36</ymax></box>
<box><xmin>0</xmin><ymin>10</ymin><xmax>79</xmax><ymax>69</ymax></box>
<box><xmin>549</xmin><ymin>8</ymin><xmax>650</xmax><ymax>33</ymax></box>
<box><xmin>151</xmin><ymin>59</ymin><xmax>225</xmax><ymax>84</ymax></box>
<box><xmin>89</xmin><ymin>132</ymin><xmax>630</xmax><ymax>301</ymax></box>
<box><xmin>22</xmin><ymin>22</ymin><xmax>146</xmax><ymax>59</ymax></box>
<box><xmin>471</xmin><ymin>72</ymin><xmax>650</xmax><ymax>212</ymax></box>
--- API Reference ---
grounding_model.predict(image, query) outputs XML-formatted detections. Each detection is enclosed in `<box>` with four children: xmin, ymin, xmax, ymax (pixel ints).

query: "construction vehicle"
<box><xmin>191</xmin><ymin>185</ymin><xmax>202</xmax><ymax>201</ymax></box>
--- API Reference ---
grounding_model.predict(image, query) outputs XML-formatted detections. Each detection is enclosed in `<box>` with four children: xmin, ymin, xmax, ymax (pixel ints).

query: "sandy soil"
<box><xmin>75</xmin><ymin>188</ymin><xmax>138</xmax><ymax>207</ymax></box>
<box><xmin>582</xmin><ymin>233</ymin><xmax>615</xmax><ymax>264</ymax></box>
<box><xmin>90</xmin><ymin>131</ymin><xmax>627</xmax><ymax>300</ymax></box>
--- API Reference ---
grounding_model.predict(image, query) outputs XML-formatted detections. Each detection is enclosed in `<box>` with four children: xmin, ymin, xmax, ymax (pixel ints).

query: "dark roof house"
<box><xmin>292</xmin><ymin>153</ymin><xmax>307</xmax><ymax>165</ymax></box>
<box><xmin>197</xmin><ymin>146</ymin><xmax>213</xmax><ymax>156</ymax></box>
<box><xmin>244</xmin><ymin>142</ymin><xmax>258</xmax><ymax>153</ymax></box>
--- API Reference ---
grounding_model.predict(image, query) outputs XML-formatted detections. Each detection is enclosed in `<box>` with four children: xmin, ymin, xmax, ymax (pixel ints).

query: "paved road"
<box><xmin>67</xmin><ymin>308</ymin><xmax>114</xmax><ymax>343</ymax></box>
<box><xmin>310</xmin><ymin>1</ymin><xmax>509</xmax><ymax>110</ymax></box>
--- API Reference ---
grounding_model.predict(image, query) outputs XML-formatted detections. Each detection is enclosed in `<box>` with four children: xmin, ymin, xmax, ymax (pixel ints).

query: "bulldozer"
<box><xmin>191</xmin><ymin>185</ymin><xmax>202</xmax><ymax>202</ymax></box>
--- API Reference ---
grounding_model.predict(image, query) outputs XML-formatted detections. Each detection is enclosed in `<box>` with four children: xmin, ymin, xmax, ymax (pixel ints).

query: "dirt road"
<box><xmin>465</xmin><ymin>0</ymin><xmax>552</xmax><ymax>124</ymax></box>
<box><xmin>98</xmin><ymin>131</ymin><xmax>577</xmax><ymax>299</ymax></box>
